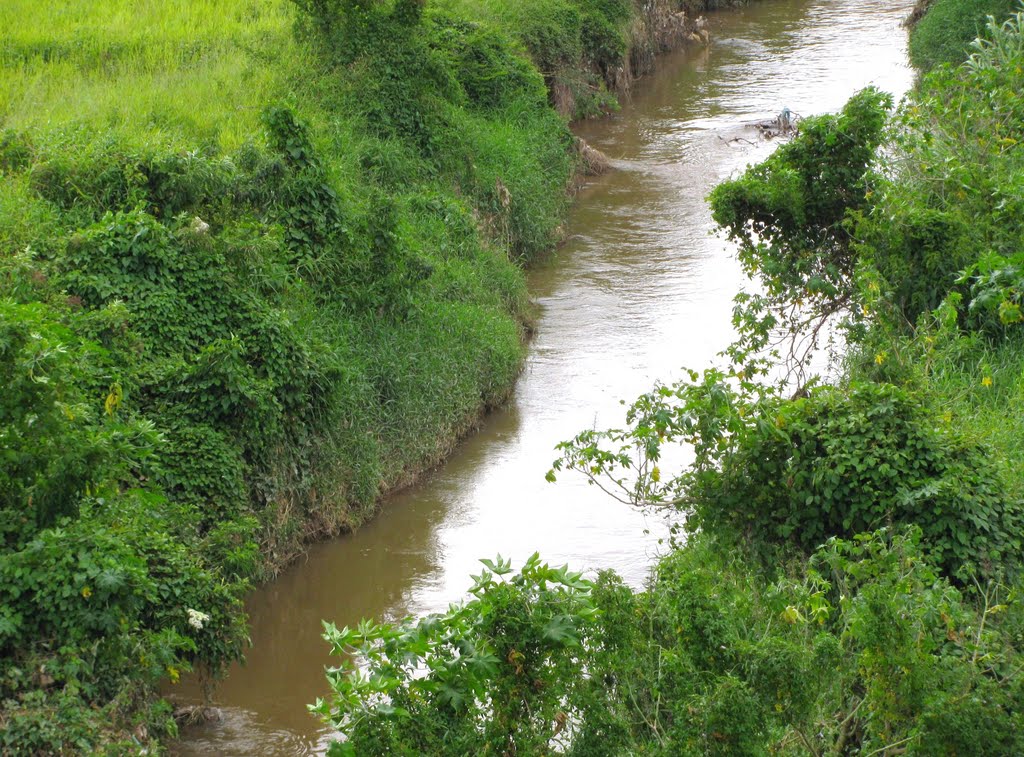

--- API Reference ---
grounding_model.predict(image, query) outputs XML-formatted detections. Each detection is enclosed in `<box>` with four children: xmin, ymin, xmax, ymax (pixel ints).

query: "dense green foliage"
<box><xmin>439</xmin><ymin>0</ymin><xmax>634</xmax><ymax>117</ymax></box>
<box><xmin>1</xmin><ymin>0</ymin><xmax>741</xmax><ymax>749</ymax></box>
<box><xmin>0</xmin><ymin>300</ymin><xmax>248</xmax><ymax>752</ymax></box>
<box><xmin>319</xmin><ymin>4</ymin><xmax>1024</xmax><ymax>754</ymax></box>
<box><xmin>320</xmin><ymin>533</ymin><xmax>1024</xmax><ymax>755</ymax></box>
<box><xmin>908</xmin><ymin>0</ymin><xmax>1019</xmax><ymax>71</ymax></box>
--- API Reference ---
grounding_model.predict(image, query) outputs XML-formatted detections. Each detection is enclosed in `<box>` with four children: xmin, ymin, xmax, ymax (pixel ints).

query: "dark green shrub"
<box><xmin>430</xmin><ymin>16</ymin><xmax>546</xmax><ymax>110</ymax></box>
<box><xmin>857</xmin><ymin>7</ymin><xmax>1024</xmax><ymax>333</ymax></box>
<box><xmin>0</xmin><ymin>130</ymin><xmax>33</xmax><ymax>173</ymax></box>
<box><xmin>150</xmin><ymin>422</ymin><xmax>248</xmax><ymax>528</ymax></box>
<box><xmin>689</xmin><ymin>381</ymin><xmax>1021</xmax><ymax>576</ymax></box>
<box><xmin>59</xmin><ymin>209</ymin><xmax>244</xmax><ymax>355</ymax></box>
<box><xmin>0</xmin><ymin>300</ymin><xmax>158</xmax><ymax>543</ymax></box>
<box><xmin>578</xmin><ymin>0</ymin><xmax>631</xmax><ymax>76</ymax></box>
<box><xmin>508</xmin><ymin>0</ymin><xmax>583</xmax><ymax>74</ymax></box>
<box><xmin>859</xmin><ymin>206</ymin><xmax>977</xmax><ymax>324</ymax></box>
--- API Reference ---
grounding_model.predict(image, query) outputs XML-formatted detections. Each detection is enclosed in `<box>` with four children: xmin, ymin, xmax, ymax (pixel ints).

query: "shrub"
<box><xmin>312</xmin><ymin>553</ymin><xmax>598</xmax><ymax>755</ymax></box>
<box><xmin>316</xmin><ymin>531</ymin><xmax>1024</xmax><ymax>755</ymax></box>
<box><xmin>688</xmin><ymin>381</ymin><xmax>1022</xmax><ymax>575</ymax></box>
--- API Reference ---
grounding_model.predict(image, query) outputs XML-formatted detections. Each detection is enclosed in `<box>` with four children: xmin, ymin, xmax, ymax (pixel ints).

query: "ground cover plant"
<box><xmin>318</xmin><ymin>4</ymin><xmax>1024</xmax><ymax>754</ymax></box>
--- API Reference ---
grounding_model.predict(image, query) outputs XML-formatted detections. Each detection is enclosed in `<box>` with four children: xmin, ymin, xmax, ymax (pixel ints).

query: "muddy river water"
<box><xmin>174</xmin><ymin>1</ymin><xmax>914</xmax><ymax>751</ymax></box>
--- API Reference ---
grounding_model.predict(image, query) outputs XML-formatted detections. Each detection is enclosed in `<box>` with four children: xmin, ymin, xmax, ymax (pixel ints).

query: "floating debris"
<box><xmin>753</xmin><ymin>106</ymin><xmax>801</xmax><ymax>139</ymax></box>
<box><xmin>719</xmin><ymin>107</ymin><xmax>803</xmax><ymax>147</ymax></box>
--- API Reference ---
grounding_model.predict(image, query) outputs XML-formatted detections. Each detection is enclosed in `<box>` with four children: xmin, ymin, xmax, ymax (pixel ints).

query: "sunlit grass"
<box><xmin>926</xmin><ymin>333</ymin><xmax>1024</xmax><ymax>498</ymax></box>
<box><xmin>0</xmin><ymin>0</ymin><xmax>301</xmax><ymax>150</ymax></box>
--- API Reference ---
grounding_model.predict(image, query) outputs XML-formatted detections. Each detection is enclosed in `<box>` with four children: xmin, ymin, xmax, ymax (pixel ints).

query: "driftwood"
<box><xmin>719</xmin><ymin>107</ymin><xmax>802</xmax><ymax>148</ymax></box>
<box><xmin>752</xmin><ymin>107</ymin><xmax>801</xmax><ymax>139</ymax></box>
<box><xmin>173</xmin><ymin>704</ymin><xmax>224</xmax><ymax>725</ymax></box>
<box><xmin>575</xmin><ymin>137</ymin><xmax>612</xmax><ymax>176</ymax></box>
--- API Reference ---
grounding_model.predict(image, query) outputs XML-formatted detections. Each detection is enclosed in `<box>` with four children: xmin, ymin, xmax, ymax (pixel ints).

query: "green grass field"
<box><xmin>0</xmin><ymin>0</ymin><xmax>299</xmax><ymax>150</ymax></box>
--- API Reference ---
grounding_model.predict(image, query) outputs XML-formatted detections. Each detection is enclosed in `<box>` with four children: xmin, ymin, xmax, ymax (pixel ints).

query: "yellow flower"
<box><xmin>651</xmin><ymin>466</ymin><xmax>661</xmax><ymax>483</ymax></box>
<box><xmin>167</xmin><ymin>666</ymin><xmax>180</xmax><ymax>684</ymax></box>
<box><xmin>874</xmin><ymin>352</ymin><xmax>886</xmax><ymax>366</ymax></box>
<box><xmin>982</xmin><ymin>376</ymin><xmax>993</xmax><ymax>387</ymax></box>
<box><xmin>81</xmin><ymin>586</ymin><xmax>92</xmax><ymax>599</ymax></box>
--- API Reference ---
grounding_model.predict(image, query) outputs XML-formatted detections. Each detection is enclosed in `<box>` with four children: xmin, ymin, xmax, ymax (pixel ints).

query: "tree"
<box><xmin>709</xmin><ymin>87</ymin><xmax>892</xmax><ymax>384</ymax></box>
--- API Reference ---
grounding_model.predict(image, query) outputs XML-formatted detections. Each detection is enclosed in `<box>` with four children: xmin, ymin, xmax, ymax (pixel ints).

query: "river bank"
<box><xmin>171</xmin><ymin>0</ymin><xmax>917</xmax><ymax>752</ymax></box>
<box><xmin>0</xmin><ymin>0</ymin><xmax>761</xmax><ymax>752</ymax></box>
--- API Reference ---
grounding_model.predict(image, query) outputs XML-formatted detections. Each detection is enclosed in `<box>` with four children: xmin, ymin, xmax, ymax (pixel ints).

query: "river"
<box><xmin>173</xmin><ymin>0</ymin><xmax>914</xmax><ymax>752</ymax></box>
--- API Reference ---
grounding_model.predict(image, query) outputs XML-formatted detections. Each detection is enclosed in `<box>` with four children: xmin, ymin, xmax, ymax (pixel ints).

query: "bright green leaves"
<box><xmin>866</xmin><ymin>7</ymin><xmax>1024</xmax><ymax>333</ymax></box>
<box><xmin>315</xmin><ymin>554</ymin><xmax>596</xmax><ymax>754</ymax></box>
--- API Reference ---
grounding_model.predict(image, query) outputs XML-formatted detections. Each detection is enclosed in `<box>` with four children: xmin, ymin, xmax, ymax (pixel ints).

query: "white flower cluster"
<box><xmin>187</xmin><ymin>608</ymin><xmax>211</xmax><ymax>631</ymax></box>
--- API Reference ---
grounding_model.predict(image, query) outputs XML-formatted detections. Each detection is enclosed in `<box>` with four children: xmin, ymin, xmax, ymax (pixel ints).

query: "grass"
<box><xmin>0</xmin><ymin>0</ymin><xmax>299</xmax><ymax>150</ymax></box>
<box><xmin>908</xmin><ymin>0</ymin><xmax>1019</xmax><ymax>71</ymax></box>
<box><xmin>923</xmin><ymin>333</ymin><xmax>1024</xmax><ymax>499</ymax></box>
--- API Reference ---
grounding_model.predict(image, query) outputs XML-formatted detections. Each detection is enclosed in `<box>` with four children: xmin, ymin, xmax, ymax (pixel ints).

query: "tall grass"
<box><xmin>908</xmin><ymin>0</ymin><xmax>1019</xmax><ymax>70</ymax></box>
<box><xmin>0</xmin><ymin>0</ymin><xmax>300</xmax><ymax>149</ymax></box>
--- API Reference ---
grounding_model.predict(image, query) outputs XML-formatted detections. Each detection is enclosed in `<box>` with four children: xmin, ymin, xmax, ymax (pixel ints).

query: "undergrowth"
<box><xmin>0</xmin><ymin>0</ymin><xmax>739</xmax><ymax>751</ymax></box>
<box><xmin>316</xmin><ymin>4</ymin><xmax>1024</xmax><ymax>755</ymax></box>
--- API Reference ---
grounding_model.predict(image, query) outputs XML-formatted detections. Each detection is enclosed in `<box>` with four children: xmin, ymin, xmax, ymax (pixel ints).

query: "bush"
<box><xmin>312</xmin><ymin>554</ymin><xmax>598</xmax><ymax>755</ymax></box>
<box><xmin>316</xmin><ymin>532</ymin><xmax>1024</xmax><ymax>755</ymax></box>
<box><xmin>688</xmin><ymin>381</ymin><xmax>1022</xmax><ymax>575</ymax></box>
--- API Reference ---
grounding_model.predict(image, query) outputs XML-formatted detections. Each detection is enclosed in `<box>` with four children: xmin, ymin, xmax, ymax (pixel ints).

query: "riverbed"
<box><xmin>173</xmin><ymin>1</ymin><xmax>914</xmax><ymax>752</ymax></box>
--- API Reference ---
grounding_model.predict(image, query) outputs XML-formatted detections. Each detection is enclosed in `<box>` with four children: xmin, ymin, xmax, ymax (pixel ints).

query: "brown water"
<box><xmin>173</xmin><ymin>1</ymin><xmax>914</xmax><ymax>752</ymax></box>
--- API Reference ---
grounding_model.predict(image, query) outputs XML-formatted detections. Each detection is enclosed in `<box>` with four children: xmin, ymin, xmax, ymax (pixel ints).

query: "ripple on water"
<box><xmin>173</xmin><ymin>708</ymin><xmax>330</xmax><ymax>757</ymax></box>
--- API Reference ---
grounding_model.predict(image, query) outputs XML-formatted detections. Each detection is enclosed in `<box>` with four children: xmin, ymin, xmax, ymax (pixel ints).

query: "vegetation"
<box><xmin>319</xmin><ymin>532</ymin><xmax>1024</xmax><ymax>755</ymax></box>
<box><xmin>907</xmin><ymin>0</ymin><xmax>1020</xmax><ymax>71</ymax></box>
<box><xmin>318</xmin><ymin>3</ymin><xmax>1024</xmax><ymax>755</ymax></box>
<box><xmin>0</xmin><ymin>0</ymin><xmax>740</xmax><ymax>751</ymax></box>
